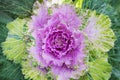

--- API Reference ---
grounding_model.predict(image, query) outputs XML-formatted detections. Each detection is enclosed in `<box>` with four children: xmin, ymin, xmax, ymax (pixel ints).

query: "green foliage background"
<box><xmin>0</xmin><ymin>0</ymin><xmax>120</xmax><ymax>80</ymax></box>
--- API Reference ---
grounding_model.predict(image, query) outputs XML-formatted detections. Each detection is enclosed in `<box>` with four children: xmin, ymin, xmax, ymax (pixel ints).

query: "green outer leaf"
<box><xmin>82</xmin><ymin>0</ymin><xmax>111</xmax><ymax>11</ymax></box>
<box><xmin>2</xmin><ymin>38</ymin><xmax>27</xmax><ymax>63</ymax></box>
<box><xmin>89</xmin><ymin>54</ymin><xmax>112</xmax><ymax>80</ymax></box>
<box><xmin>0</xmin><ymin>24</ymin><xmax>8</xmax><ymax>43</ymax></box>
<box><xmin>21</xmin><ymin>59</ymin><xmax>47</xmax><ymax>80</ymax></box>
<box><xmin>0</xmin><ymin>12</ymin><xmax>13</xmax><ymax>24</ymax></box>
<box><xmin>0</xmin><ymin>55</ymin><xmax>25</xmax><ymax>80</ymax></box>
<box><xmin>110</xmin><ymin>0</ymin><xmax>120</xmax><ymax>15</ymax></box>
<box><xmin>1</xmin><ymin>18</ymin><xmax>28</xmax><ymax>63</ymax></box>
<box><xmin>7</xmin><ymin>18</ymin><xmax>27</xmax><ymax>37</ymax></box>
<box><xmin>89</xmin><ymin>12</ymin><xmax>115</xmax><ymax>52</ymax></box>
<box><xmin>108</xmin><ymin>37</ymin><xmax>120</xmax><ymax>80</ymax></box>
<box><xmin>78</xmin><ymin>9</ymin><xmax>116</xmax><ymax>59</ymax></box>
<box><xmin>0</xmin><ymin>0</ymin><xmax>36</xmax><ymax>18</ymax></box>
<box><xmin>79</xmin><ymin>54</ymin><xmax>112</xmax><ymax>80</ymax></box>
<box><xmin>0</xmin><ymin>23</ymin><xmax>25</xmax><ymax>80</ymax></box>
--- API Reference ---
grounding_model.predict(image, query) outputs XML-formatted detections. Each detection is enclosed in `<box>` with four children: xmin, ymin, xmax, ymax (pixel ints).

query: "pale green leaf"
<box><xmin>6</xmin><ymin>18</ymin><xmax>27</xmax><ymax>37</ymax></box>
<box><xmin>86</xmin><ymin>11</ymin><xmax>116</xmax><ymax>52</ymax></box>
<box><xmin>79</xmin><ymin>54</ymin><xmax>112</xmax><ymax>80</ymax></box>
<box><xmin>2</xmin><ymin>38</ymin><xmax>27</xmax><ymax>63</ymax></box>
<box><xmin>78</xmin><ymin>9</ymin><xmax>116</xmax><ymax>59</ymax></box>
<box><xmin>89</xmin><ymin>54</ymin><xmax>112</xmax><ymax>80</ymax></box>
<box><xmin>2</xmin><ymin>18</ymin><xmax>28</xmax><ymax>63</ymax></box>
<box><xmin>22</xmin><ymin>59</ymin><xmax>47</xmax><ymax>80</ymax></box>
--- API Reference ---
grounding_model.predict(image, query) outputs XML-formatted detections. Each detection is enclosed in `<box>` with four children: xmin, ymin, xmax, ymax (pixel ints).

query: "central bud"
<box><xmin>45</xmin><ymin>26</ymin><xmax>74</xmax><ymax>59</ymax></box>
<box><xmin>50</xmin><ymin>31</ymin><xmax>70</xmax><ymax>52</ymax></box>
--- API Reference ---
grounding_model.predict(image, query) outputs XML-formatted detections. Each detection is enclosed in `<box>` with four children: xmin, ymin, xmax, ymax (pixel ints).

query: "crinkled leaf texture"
<box><xmin>21</xmin><ymin>59</ymin><xmax>47</xmax><ymax>80</ymax></box>
<box><xmin>88</xmin><ymin>54</ymin><xmax>112</xmax><ymax>80</ymax></box>
<box><xmin>1</xmin><ymin>2</ymin><xmax>116</xmax><ymax>80</ymax></box>
<box><xmin>0</xmin><ymin>24</ymin><xmax>25</xmax><ymax>80</ymax></box>
<box><xmin>1</xmin><ymin>18</ymin><xmax>47</xmax><ymax>80</ymax></box>
<box><xmin>86</xmin><ymin>13</ymin><xmax>115</xmax><ymax>53</ymax></box>
<box><xmin>80</xmin><ymin>54</ymin><xmax>112</xmax><ymax>80</ymax></box>
<box><xmin>78</xmin><ymin>9</ymin><xmax>115</xmax><ymax>80</ymax></box>
<box><xmin>78</xmin><ymin>9</ymin><xmax>116</xmax><ymax>59</ymax></box>
<box><xmin>1</xmin><ymin>11</ymin><xmax>115</xmax><ymax>80</ymax></box>
<box><xmin>0</xmin><ymin>55</ymin><xmax>25</xmax><ymax>80</ymax></box>
<box><xmin>81</xmin><ymin>0</ymin><xmax>120</xmax><ymax>80</ymax></box>
<box><xmin>2</xmin><ymin>18</ymin><xmax>28</xmax><ymax>63</ymax></box>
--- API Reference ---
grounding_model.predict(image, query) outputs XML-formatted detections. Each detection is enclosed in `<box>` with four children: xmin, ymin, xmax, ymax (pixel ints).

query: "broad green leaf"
<box><xmin>2</xmin><ymin>18</ymin><xmax>28</xmax><ymax>63</ymax></box>
<box><xmin>78</xmin><ymin>9</ymin><xmax>116</xmax><ymax>59</ymax></box>
<box><xmin>22</xmin><ymin>59</ymin><xmax>47</xmax><ymax>80</ymax></box>
<box><xmin>0</xmin><ymin>0</ymin><xmax>36</xmax><ymax>18</ymax></box>
<box><xmin>6</xmin><ymin>18</ymin><xmax>27</xmax><ymax>37</ymax></box>
<box><xmin>0</xmin><ymin>12</ymin><xmax>13</xmax><ymax>24</ymax></box>
<box><xmin>89</xmin><ymin>12</ymin><xmax>115</xmax><ymax>52</ymax></box>
<box><xmin>108</xmin><ymin>37</ymin><xmax>120</xmax><ymax>80</ymax></box>
<box><xmin>0</xmin><ymin>55</ymin><xmax>25</xmax><ymax>80</ymax></box>
<box><xmin>82</xmin><ymin>0</ymin><xmax>111</xmax><ymax>10</ymax></box>
<box><xmin>110</xmin><ymin>0</ymin><xmax>120</xmax><ymax>14</ymax></box>
<box><xmin>2</xmin><ymin>38</ymin><xmax>27</xmax><ymax>63</ymax></box>
<box><xmin>89</xmin><ymin>54</ymin><xmax>112</xmax><ymax>80</ymax></box>
<box><xmin>110</xmin><ymin>67</ymin><xmax>120</xmax><ymax>80</ymax></box>
<box><xmin>0</xmin><ymin>24</ymin><xmax>25</xmax><ymax>80</ymax></box>
<box><xmin>79</xmin><ymin>54</ymin><xmax>112</xmax><ymax>80</ymax></box>
<box><xmin>0</xmin><ymin>23</ymin><xmax>8</xmax><ymax>43</ymax></box>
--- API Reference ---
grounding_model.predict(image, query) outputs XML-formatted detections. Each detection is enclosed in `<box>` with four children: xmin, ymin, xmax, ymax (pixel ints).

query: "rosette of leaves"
<box><xmin>0</xmin><ymin>0</ymin><xmax>119</xmax><ymax>80</ymax></box>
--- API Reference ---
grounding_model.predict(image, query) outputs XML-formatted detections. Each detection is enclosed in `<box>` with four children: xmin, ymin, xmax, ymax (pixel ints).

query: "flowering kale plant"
<box><xmin>1</xmin><ymin>0</ymin><xmax>116</xmax><ymax>80</ymax></box>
